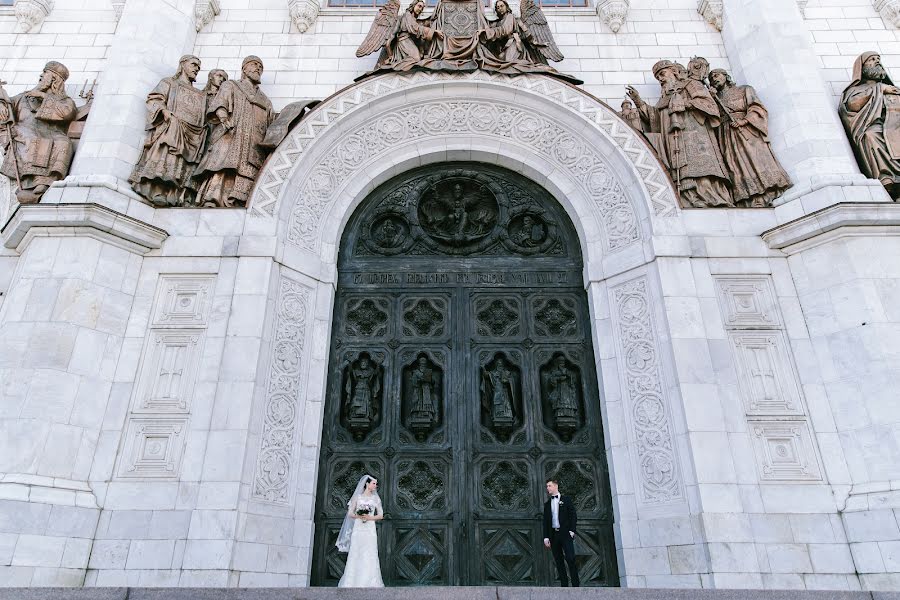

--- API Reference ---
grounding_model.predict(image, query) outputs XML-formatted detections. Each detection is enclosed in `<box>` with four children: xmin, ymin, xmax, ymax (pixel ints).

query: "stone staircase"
<box><xmin>1</xmin><ymin>589</ymin><xmax>899</xmax><ymax>600</ymax></box>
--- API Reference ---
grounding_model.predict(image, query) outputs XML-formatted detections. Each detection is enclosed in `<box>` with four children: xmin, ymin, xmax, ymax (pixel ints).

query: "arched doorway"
<box><xmin>311</xmin><ymin>162</ymin><xmax>619</xmax><ymax>586</ymax></box>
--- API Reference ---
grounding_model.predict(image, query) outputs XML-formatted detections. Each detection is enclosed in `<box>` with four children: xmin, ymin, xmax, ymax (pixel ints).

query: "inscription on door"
<box><xmin>312</xmin><ymin>163</ymin><xmax>618</xmax><ymax>586</ymax></box>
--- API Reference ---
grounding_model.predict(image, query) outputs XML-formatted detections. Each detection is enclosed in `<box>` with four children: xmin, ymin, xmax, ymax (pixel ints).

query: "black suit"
<box><xmin>543</xmin><ymin>494</ymin><xmax>580</xmax><ymax>587</ymax></box>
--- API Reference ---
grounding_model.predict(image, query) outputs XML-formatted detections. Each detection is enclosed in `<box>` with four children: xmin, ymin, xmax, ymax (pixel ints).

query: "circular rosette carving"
<box><xmin>511</xmin><ymin>112</ymin><xmax>544</xmax><ymax>144</ymax></box>
<box><xmin>274</xmin><ymin>340</ymin><xmax>303</xmax><ymax>375</ymax></box>
<box><xmin>466</xmin><ymin>103</ymin><xmax>500</xmax><ymax>134</ymax></box>
<box><xmin>377</xmin><ymin>114</ymin><xmax>407</xmax><ymax>144</ymax></box>
<box><xmin>552</xmin><ymin>133</ymin><xmax>585</xmax><ymax>167</ymax></box>
<box><xmin>362</xmin><ymin>212</ymin><xmax>414</xmax><ymax>256</ymax></box>
<box><xmin>254</xmin><ymin>448</ymin><xmax>291</xmax><ymax>501</ymax></box>
<box><xmin>409</xmin><ymin>171</ymin><xmax>506</xmax><ymax>255</ymax></box>
<box><xmin>266</xmin><ymin>394</ymin><xmax>297</xmax><ymax>427</ymax></box>
<box><xmin>338</xmin><ymin>134</ymin><xmax>368</xmax><ymax>169</ymax></box>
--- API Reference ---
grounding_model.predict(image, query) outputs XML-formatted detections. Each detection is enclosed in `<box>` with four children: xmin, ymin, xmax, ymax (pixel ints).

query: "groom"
<box><xmin>543</xmin><ymin>477</ymin><xmax>580</xmax><ymax>587</ymax></box>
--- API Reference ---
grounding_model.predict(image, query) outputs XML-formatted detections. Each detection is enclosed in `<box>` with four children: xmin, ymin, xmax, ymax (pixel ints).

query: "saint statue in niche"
<box><xmin>344</xmin><ymin>352</ymin><xmax>381</xmax><ymax>440</ymax></box>
<box><xmin>406</xmin><ymin>354</ymin><xmax>440</xmax><ymax>441</ymax></box>
<box><xmin>481</xmin><ymin>355</ymin><xmax>517</xmax><ymax>437</ymax></box>
<box><xmin>544</xmin><ymin>354</ymin><xmax>580</xmax><ymax>439</ymax></box>
<box><xmin>375</xmin><ymin>216</ymin><xmax>405</xmax><ymax>248</ymax></box>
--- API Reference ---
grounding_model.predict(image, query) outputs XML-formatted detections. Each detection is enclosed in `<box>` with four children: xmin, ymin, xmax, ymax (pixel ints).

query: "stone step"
<box><xmin>0</xmin><ymin>590</ymin><xmax>898</xmax><ymax>600</ymax></box>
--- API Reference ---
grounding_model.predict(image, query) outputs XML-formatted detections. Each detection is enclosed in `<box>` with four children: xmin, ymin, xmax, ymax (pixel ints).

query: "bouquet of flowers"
<box><xmin>356</xmin><ymin>507</ymin><xmax>371</xmax><ymax>516</ymax></box>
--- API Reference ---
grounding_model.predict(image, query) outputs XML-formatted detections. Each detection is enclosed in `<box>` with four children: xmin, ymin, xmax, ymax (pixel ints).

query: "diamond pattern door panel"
<box><xmin>313</xmin><ymin>163</ymin><xmax>618</xmax><ymax>586</ymax></box>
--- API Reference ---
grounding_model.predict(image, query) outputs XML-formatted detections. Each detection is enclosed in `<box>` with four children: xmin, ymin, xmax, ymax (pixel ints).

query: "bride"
<box><xmin>335</xmin><ymin>474</ymin><xmax>385</xmax><ymax>587</ymax></box>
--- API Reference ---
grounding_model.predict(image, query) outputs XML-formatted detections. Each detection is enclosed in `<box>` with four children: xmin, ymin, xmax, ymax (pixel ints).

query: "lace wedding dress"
<box><xmin>338</xmin><ymin>493</ymin><xmax>384</xmax><ymax>587</ymax></box>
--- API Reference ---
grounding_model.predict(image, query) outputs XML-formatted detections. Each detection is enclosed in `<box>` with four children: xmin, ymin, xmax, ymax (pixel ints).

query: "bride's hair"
<box><xmin>364</xmin><ymin>477</ymin><xmax>372</xmax><ymax>486</ymax></box>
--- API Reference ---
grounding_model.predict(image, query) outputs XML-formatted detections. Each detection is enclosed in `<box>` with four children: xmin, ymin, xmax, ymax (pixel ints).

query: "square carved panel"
<box><xmin>729</xmin><ymin>330</ymin><xmax>803</xmax><ymax>416</ymax></box>
<box><xmin>132</xmin><ymin>330</ymin><xmax>204</xmax><ymax>413</ymax></box>
<box><xmin>151</xmin><ymin>275</ymin><xmax>216</xmax><ymax>328</ymax></box>
<box><xmin>117</xmin><ymin>417</ymin><xmax>188</xmax><ymax>479</ymax></box>
<box><xmin>715</xmin><ymin>276</ymin><xmax>780</xmax><ymax>329</ymax></box>
<box><xmin>748</xmin><ymin>418</ymin><xmax>822</xmax><ymax>482</ymax></box>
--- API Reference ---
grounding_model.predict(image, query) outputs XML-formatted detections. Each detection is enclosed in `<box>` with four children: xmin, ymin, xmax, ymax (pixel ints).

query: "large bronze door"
<box><xmin>312</xmin><ymin>163</ymin><xmax>618</xmax><ymax>587</ymax></box>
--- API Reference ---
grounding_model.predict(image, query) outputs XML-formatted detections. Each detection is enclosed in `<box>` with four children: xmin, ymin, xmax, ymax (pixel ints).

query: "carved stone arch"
<box><xmin>247</xmin><ymin>71</ymin><xmax>679</xmax><ymax>274</ymax></box>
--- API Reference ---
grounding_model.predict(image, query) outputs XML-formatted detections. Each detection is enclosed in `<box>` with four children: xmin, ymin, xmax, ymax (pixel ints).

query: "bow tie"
<box><xmin>551</xmin><ymin>495</ymin><xmax>559</xmax><ymax>499</ymax></box>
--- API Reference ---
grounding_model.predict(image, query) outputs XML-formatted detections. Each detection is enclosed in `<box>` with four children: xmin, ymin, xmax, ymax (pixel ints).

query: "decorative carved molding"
<box><xmin>152</xmin><ymin>275</ymin><xmax>214</xmax><ymax>328</ymax></box>
<box><xmin>288</xmin><ymin>0</ymin><xmax>320</xmax><ymax>33</ymax></box>
<box><xmin>286</xmin><ymin>98</ymin><xmax>638</xmax><ymax>255</ymax></box>
<box><xmin>249</xmin><ymin>71</ymin><xmax>678</xmax><ymax>240</ymax></box>
<box><xmin>252</xmin><ymin>274</ymin><xmax>312</xmax><ymax>504</ymax></box>
<box><xmin>1</xmin><ymin>203</ymin><xmax>169</xmax><ymax>255</ymax></box>
<box><xmin>194</xmin><ymin>0</ymin><xmax>220</xmax><ymax>31</ymax></box>
<box><xmin>749</xmin><ymin>419</ymin><xmax>822</xmax><ymax>481</ymax></box>
<box><xmin>796</xmin><ymin>0</ymin><xmax>808</xmax><ymax>16</ymax></box>
<box><xmin>596</xmin><ymin>0</ymin><xmax>629</xmax><ymax>33</ymax></box>
<box><xmin>110</xmin><ymin>0</ymin><xmax>125</xmax><ymax>21</ymax></box>
<box><xmin>714</xmin><ymin>277</ymin><xmax>780</xmax><ymax>329</ymax></box>
<box><xmin>697</xmin><ymin>0</ymin><xmax>723</xmax><ymax>31</ymax></box>
<box><xmin>875</xmin><ymin>0</ymin><xmax>900</xmax><ymax>28</ymax></box>
<box><xmin>117</xmin><ymin>417</ymin><xmax>188</xmax><ymax>478</ymax></box>
<box><xmin>13</xmin><ymin>0</ymin><xmax>53</xmax><ymax>32</ymax></box>
<box><xmin>610</xmin><ymin>277</ymin><xmax>683</xmax><ymax>505</ymax></box>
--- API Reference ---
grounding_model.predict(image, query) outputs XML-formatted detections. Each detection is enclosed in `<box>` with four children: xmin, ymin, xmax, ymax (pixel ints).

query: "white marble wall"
<box><xmin>2</xmin><ymin>0</ymin><xmax>900</xmax><ymax>592</ymax></box>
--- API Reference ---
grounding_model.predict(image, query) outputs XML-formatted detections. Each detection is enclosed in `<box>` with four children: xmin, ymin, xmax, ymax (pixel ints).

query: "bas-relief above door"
<box><xmin>312</xmin><ymin>163</ymin><xmax>619</xmax><ymax>587</ymax></box>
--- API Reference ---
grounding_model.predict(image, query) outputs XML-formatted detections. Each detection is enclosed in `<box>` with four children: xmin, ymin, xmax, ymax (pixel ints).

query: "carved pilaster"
<box><xmin>288</xmin><ymin>0</ymin><xmax>320</xmax><ymax>33</ymax></box>
<box><xmin>596</xmin><ymin>0</ymin><xmax>628</xmax><ymax>33</ymax></box>
<box><xmin>110</xmin><ymin>0</ymin><xmax>125</xmax><ymax>21</ymax></box>
<box><xmin>875</xmin><ymin>0</ymin><xmax>900</xmax><ymax>28</ymax></box>
<box><xmin>194</xmin><ymin>0</ymin><xmax>220</xmax><ymax>31</ymax></box>
<box><xmin>13</xmin><ymin>0</ymin><xmax>53</xmax><ymax>32</ymax></box>
<box><xmin>697</xmin><ymin>0</ymin><xmax>722</xmax><ymax>31</ymax></box>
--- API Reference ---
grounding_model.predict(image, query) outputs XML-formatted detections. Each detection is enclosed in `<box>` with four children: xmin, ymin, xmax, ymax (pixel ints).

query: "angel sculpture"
<box><xmin>479</xmin><ymin>0</ymin><xmax>563</xmax><ymax>71</ymax></box>
<box><xmin>356</xmin><ymin>0</ymin><xmax>443</xmax><ymax>72</ymax></box>
<box><xmin>355</xmin><ymin>0</ymin><xmax>580</xmax><ymax>84</ymax></box>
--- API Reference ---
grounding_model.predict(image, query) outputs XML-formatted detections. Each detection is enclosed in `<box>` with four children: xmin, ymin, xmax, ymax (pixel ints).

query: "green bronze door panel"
<box><xmin>312</xmin><ymin>163</ymin><xmax>618</xmax><ymax>587</ymax></box>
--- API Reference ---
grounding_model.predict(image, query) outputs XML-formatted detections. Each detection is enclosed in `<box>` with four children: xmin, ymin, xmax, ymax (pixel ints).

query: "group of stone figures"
<box><xmin>4</xmin><ymin>51</ymin><xmax>900</xmax><ymax>208</ymax></box>
<box><xmin>0</xmin><ymin>56</ymin><xmax>313</xmax><ymax>207</ymax></box>
<box><xmin>129</xmin><ymin>55</ymin><xmax>315</xmax><ymax>208</ymax></box>
<box><xmin>342</xmin><ymin>351</ymin><xmax>580</xmax><ymax>442</ymax></box>
<box><xmin>618</xmin><ymin>57</ymin><xmax>792</xmax><ymax>208</ymax></box>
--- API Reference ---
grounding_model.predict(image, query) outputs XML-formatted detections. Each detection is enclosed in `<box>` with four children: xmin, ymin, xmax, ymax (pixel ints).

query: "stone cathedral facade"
<box><xmin>1</xmin><ymin>0</ymin><xmax>900</xmax><ymax>592</ymax></box>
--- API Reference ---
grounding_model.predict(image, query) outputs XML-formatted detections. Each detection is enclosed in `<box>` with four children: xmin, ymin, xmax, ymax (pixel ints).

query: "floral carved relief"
<box><xmin>611</xmin><ymin>277</ymin><xmax>683</xmax><ymax>505</ymax></box>
<box><xmin>252</xmin><ymin>275</ymin><xmax>312</xmax><ymax>504</ymax></box>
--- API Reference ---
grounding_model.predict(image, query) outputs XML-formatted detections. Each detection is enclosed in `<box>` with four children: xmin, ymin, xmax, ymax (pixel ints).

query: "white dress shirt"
<box><xmin>551</xmin><ymin>495</ymin><xmax>560</xmax><ymax>529</ymax></box>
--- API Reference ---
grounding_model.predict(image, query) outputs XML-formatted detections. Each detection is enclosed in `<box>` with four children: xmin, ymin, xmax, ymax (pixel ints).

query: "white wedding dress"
<box><xmin>338</xmin><ymin>494</ymin><xmax>384</xmax><ymax>587</ymax></box>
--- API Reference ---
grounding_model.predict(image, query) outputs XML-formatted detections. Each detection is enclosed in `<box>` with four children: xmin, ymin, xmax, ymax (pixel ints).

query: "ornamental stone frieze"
<box><xmin>596</xmin><ymin>0</ymin><xmax>629</xmax><ymax>33</ymax></box>
<box><xmin>289</xmin><ymin>0</ymin><xmax>320</xmax><ymax>33</ymax></box>
<box><xmin>697</xmin><ymin>0</ymin><xmax>722</xmax><ymax>31</ymax></box>
<box><xmin>110</xmin><ymin>0</ymin><xmax>126</xmax><ymax>22</ymax></box>
<box><xmin>13</xmin><ymin>0</ymin><xmax>53</xmax><ymax>32</ymax></box>
<box><xmin>874</xmin><ymin>0</ymin><xmax>900</xmax><ymax>28</ymax></box>
<box><xmin>194</xmin><ymin>0</ymin><xmax>220</xmax><ymax>31</ymax></box>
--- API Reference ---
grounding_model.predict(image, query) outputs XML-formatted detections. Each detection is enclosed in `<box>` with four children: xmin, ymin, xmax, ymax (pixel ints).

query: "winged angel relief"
<box><xmin>356</xmin><ymin>0</ymin><xmax>581</xmax><ymax>84</ymax></box>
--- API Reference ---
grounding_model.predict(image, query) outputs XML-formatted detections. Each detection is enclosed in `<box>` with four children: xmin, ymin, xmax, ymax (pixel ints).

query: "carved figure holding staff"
<box><xmin>840</xmin><ymin>52</ymin><xmax>900</xmax><ymax>199</ymax></box>
<box><xmin>0</xmin><ymin>61</ymin><xmax>77</xmax><ymax>204</ymax></box>
<box><xmin>129</xmin><ymin>55</ymin><xmax>207</xmax><ymax>207</ymax></box>
<box><xmin>627</xmin><ymin>60</ymin><xmax>733</xmax><ymax>208</ymax></box>
<box><xmin>709</xmin><ymin>68</ymin><xmax>791</xmax><ymax>207</ymax></box>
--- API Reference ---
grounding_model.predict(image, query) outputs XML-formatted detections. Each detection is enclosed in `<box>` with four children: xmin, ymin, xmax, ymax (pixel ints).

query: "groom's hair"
<box><xmin>546</xmin><ymin>477</ymin><xmax>559</xmax><ymax>485</ymax></box>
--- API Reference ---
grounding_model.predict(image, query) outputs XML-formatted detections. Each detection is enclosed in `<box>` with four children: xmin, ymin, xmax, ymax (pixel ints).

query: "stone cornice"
<box><xmin>762</xmin><ymin>201</ymin><xmax>900</xmax><ymax>252</ymax></box>
<box><xmin>1</xmin><ymin>203</ymin><xmax>168</xmax><ymax>255</ymax></box>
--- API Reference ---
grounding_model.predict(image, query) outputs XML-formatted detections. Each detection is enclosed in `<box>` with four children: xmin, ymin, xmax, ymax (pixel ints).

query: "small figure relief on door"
<box><xmin>480</xmin><ymin>351</ymin><xmax>523</xmax><ymax>443</ymax></box>
<box><xmin>341</xmin><ymin>351</ymin><xmax>385</xmax><ymax>441</ymax></box>
<box><xmin>540</xmin><ymin>352</ymin><xmax>584</xmax><ymax>441</ymax></box>
<box><xmin>401</xmin><ymin>352</ymin><xmax>443</xmax><ymax>442</ymax></box>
